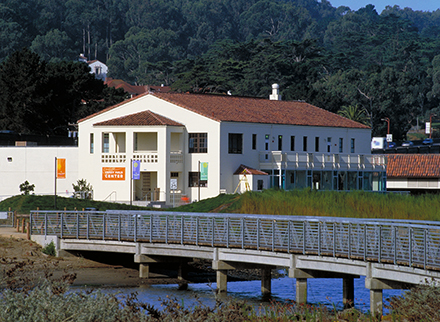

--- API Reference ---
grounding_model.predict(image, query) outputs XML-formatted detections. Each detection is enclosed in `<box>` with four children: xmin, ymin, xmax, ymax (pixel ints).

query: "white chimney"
<box><xmin>269</xmin><ymin>83</ymin><xmax>281</xmax><ymax>100</ymax></box>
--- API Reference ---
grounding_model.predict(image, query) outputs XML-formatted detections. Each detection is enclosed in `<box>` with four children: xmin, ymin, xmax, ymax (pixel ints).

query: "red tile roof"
<box><xmin>79</xmin><ymin>92</ymin><xmax>369</xmax><ymax>129</ymax></box>
<box><xmin>387</xmin><ymin>154</ymin><xmax>440</xmax><ymax>178</ymax></box>
<box><xmin>105</xmin><ymin>78</ymin><xmax>172</xmax><ymax>96</ymax></box>
<box><xmin>234</xmin><ymin>164</ymin><xmax>268</xmax><ymax>175</ymax></box>
<box><xmin>93</xmin><ymin>110</ymin><xmax>184</xmax><ymax>127</ymax></box>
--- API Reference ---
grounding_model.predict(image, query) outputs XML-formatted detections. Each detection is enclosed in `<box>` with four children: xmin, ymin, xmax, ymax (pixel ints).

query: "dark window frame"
<box><xmin>315</xmin><ymin>137</ymin><xmax>319</xmax><ymax>152</ymax></box>
<box><xmin>188</xmin><ymin>133</ymin><xmax>207</xmax><ymax>153</ymax></box>
<box><xmin>303</xmin><ymin>136</ymin><xmax>307</xmax><ymax>152</ymax></box>
<box><xmin>188</xmin><ymin>171</ymin><xmax>207</xmax><ymax>187</ymax></box>
<box><xmin>252</xmin><ymin>134</ymin><xmax>257</xmax><ymax>150</ymax></box>
<box><xmin>228</xmin><ymin>133</ymin><xmax>243</xmax><ymax>154</ymax></box>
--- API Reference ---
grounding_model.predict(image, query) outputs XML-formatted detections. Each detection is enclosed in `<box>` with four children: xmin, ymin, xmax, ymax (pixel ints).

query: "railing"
<box><xmin>30</xmin><ymin>211</ymin><xmax>440</xmax><ymax>271</ymax></box>
<box><xmin>259</xmin><ymin>152</ymin><xmax>387</xmax><ymax>171</ymax></box>
<box><xmin>0</xmin><ymin>210</ymin><xmax>15</xmax><ymax>227</ymax></box>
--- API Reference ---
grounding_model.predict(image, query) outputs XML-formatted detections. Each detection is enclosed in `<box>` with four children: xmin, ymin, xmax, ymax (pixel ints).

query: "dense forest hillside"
<box><xmin>1</xmin><ymin>0</ymin><xmax>440</xmax><ymax>137</ymax></box>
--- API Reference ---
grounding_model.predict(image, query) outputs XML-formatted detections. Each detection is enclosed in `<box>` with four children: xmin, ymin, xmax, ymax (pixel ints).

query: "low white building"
<box><xmin>0</xmin><ymin>85</ymin><xmax>387</xmax><ymax>204</ymax></box>
<box><xmin>76</xmin><ymin>84</ymin><xmax>386</xmax><ymax>205</ymax></box>
<box><xmin>0</xmin><ymin>146</ymin><xmax>78</xmax><ymax>200</ymax></box>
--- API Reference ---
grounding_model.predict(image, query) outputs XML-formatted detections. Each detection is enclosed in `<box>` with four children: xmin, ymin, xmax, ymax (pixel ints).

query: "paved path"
<box><xmin>0</xmin><ymin>227</ymin><xmax>27</xmax><ymax>239</ymax></box>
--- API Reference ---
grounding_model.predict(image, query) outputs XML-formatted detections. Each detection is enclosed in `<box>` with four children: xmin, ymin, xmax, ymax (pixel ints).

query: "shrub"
<box><xmin>42</xmin><ymin>241</ymin><xmax>56</xmax><ymax>256</ymax></box>
<box><xmin>19</xmin><ymin>180</ymin><xmax>35</xmax><ymax>195</ymax></box>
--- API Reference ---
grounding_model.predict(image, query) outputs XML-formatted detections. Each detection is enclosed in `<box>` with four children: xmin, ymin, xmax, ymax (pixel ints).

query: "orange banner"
<box><xmin>102</xmin><ymin>167</ymin><xmax>125</xmax><ymax>180</ymax></box>
<box><xmin>57</xmin><ymin>158</ymin><xmax>66</xmax><ymax>179</ymax></box>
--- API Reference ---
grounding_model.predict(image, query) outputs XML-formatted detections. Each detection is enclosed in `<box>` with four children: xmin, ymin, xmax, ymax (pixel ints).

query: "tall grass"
<box><xmin>237</xmin><ymin>189</ymin><xmax>440</xmax><ymax>221</ymax></box>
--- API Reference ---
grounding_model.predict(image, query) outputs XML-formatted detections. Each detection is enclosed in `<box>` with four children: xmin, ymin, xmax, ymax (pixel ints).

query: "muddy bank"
<box><xmin>0</xmin><ymin>236</ymin><xmax>272</xmax><ymax>289</ymax></box>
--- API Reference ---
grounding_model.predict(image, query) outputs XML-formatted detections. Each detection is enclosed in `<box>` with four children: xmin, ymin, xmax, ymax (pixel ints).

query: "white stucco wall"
<box><xmin>0</xmin><ymin>147</ymin><xmax>79</xmax><ymax>201</ymax></box>
<box><xmin>78</xmin><ymin>95</ymin><xmax>222</xmax><ymax>203</ymax></box>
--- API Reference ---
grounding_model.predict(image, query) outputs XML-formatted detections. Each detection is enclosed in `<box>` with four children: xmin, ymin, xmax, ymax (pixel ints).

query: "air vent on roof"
<box><xmin>269</xmin><ymin>84</ymin><xmax>281</xmax><ymax>101</ymax></box>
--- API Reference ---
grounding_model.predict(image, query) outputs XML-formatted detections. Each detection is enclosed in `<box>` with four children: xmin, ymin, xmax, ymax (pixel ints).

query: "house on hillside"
<box><xmin>78</xmin><ymin>54</ymin><xmax>108</xmax><ymax>81</ymax></box>
<box><xmin>77</xmin><ymin>84</ymin><xmax>386</xmax><ymax>205</ymax></box>
<box><xmin>105</xmin><ymin>78</ymin><xmax>172</xmax><ymax>98</ymax></box>
<box><xmin>387</xmin><ymin>154</ymin><xmax>440</xmax><ymax>193</ymax></box>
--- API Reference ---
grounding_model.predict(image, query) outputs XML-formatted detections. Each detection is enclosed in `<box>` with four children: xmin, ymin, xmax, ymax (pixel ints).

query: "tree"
<box><xmin>30</xmin><ymin>29</ymin><xmax>76</xmax><ymax>62</ymax></box>
<box><xmin>19</xmin><ymin>181</ymin><xmax>35</xmax><ymax>195</ymax></box>
<box><xmin>337</xmin><ymin>105</ymin><xmax>370</xmax><ymax>126</ymax></box>
<box><xmin>72</xmin><ymin>179</ymin><xmax>93</xmax><ymax>199</ymax></box>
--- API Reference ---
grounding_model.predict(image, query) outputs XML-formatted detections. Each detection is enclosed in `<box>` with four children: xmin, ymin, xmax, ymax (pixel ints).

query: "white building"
<box><xmin>76</xmin><ymin>85</ymin><xmax>386</xmax><ymax>205</ymax></box>
<box><xmin>88</xmin><ymin>60</ymin><xmax>108</xmax><ymax>81</ymax></box>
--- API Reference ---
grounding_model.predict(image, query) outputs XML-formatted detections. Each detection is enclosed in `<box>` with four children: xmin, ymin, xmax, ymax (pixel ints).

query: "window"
<box><xmin>278</xmin><ymin>135</ymin><xmax>282</xmax><ymax>150</ymax></box>
<box><xmin>90</xmin><ymin>133</ymin><xmax>94</xmax><ymax>154</ymax></box>
<box><xmin>257</xmin><ymin>180</ymin><xmax>264</xmax><ymax>190</ymax></box>
<box><xmin>339</xmin><ymin>138</ymin><xmax>343</xmax><ymax>153</ymax></box>
<box><xmin>327</xmin><ymin>137</ymin><xmax>331</xmax><ymax>153</ymax></box>
<box><xmin>265</xmin><ymin>134</ymin><xmax>269</xmax><ymax>150</ymax></box>
<box><xmin>290</xmin><ymin>136</ymin><xmax>295</xmax><ymax>151</ymax></box>
<box><xmin>188</xmin><ymin>133</ymin><xmax>207</xmax><ymax>153</ymax></box>
<box><xmin>303</xmin><ymin>136</ymin><xmax>307</xmax><ymax>152</ymax></box>
<box><xmin>252</xmin><ymin>134</ymin><xmax>257</xmax><ymax>150</ymax></box>
<box><xmin>188</xmin><ymin>172</ymin><xmax>207</xmax><ymax>187</ymax></box>
<box><xmin>102</xmin><ymin>133</ymin><xmax>109</xmax><ymax>153</ymax></box>
<box><xmin>351</xmin><ymin>138</ymin><xmax>355</xmax><ymax>153</ymax></box>
<box><xmin>229</xmin><ymin>133</ymin><xmax>243</xmax><ymax>154</ymax></box>
<box><xmin>171</xmin><ymin>172</ymin><xmax>179</xmax><ymax>178</ymax></box>
<box><xmin>315</xmin><ymin>137</ymin><xmax>319</xmax><ymax>152</ymax></box>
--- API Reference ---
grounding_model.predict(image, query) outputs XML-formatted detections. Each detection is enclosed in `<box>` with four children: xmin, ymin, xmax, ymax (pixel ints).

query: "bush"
<box><xmin>387</xmin><ymin>279</ymin><xmax>440</xmax><ymax>321</ymax></box>
<box><xmin>42</xmin><ymin>241</ymin><xmax>56</xmax><ymax>256</ymax></box>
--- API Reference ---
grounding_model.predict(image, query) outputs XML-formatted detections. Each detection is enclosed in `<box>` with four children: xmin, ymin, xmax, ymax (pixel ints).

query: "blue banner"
<box><xmin>132</xmin><ymin>160</ymin><xmax>140</xmax><ymax>180</ymax></box>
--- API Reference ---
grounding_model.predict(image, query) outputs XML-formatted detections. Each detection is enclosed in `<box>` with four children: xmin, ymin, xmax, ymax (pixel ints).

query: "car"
<box><xmin>388</xmin><ymin>142</ymin><xmax>396</xmax><ymax>148</ymax></box>
<box><xmin>401</xmin><ymin>141</ymin><xmax>414</xmax><ymax>147</ymax></box>
<box><xmin>422</xmin><ymin>138</ymin><xmax>434</xmax><ymax>145</ymax></box>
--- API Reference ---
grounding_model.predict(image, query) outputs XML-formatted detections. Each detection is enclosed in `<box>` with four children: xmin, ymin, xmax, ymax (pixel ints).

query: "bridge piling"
<box><xmin>139</xmin><ymin>263</ymin><xmax>149</xmax><ymax>278</ymax></box>
<box><xmin>216</xmin><ymin>270</ymin><xmax>228</xmax><ymax>294</ymax></box>
<box><xmin>261</xmin><ymin>267</ymin><xmax>271</xmax><ymax>295</ymax></box>
<box><xmin>296</xmin><ymin>278</ymin><xmax>308</xmax><ymax>303</ymax></box>
<box><xmin>343</xmin><ymin>277</ymin><xmax>354</xmax><ymax>309</ymax></box>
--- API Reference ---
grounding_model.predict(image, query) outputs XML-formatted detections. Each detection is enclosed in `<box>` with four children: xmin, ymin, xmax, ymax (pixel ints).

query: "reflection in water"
<box><xmin>73</xmin><ymin>276</ymin><xmax>403</xmax><ymax>313</ymax></box>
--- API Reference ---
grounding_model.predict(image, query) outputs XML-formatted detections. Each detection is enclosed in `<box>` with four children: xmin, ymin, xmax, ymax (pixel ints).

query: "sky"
<box><xmin>328</xmin><ymin>0</ymin><xmax>439</xmax><ymax>13</ymax></box>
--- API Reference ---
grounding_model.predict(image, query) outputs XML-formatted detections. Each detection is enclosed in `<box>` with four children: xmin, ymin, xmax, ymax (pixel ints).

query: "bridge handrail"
<box><xmin>29</xmin><ymin>210</ymin><xmax>440</xmax><ymax>271</ymax></box>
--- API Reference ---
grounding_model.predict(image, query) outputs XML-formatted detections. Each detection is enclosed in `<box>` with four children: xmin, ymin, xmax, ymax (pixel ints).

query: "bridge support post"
<box><xmin>139</xmin><ymin>263</ymin><xmax>150</xmax><ymax>278</ymax></box>
<box><xmin>216</xmin><ymin>270</ymin><xmax>228</xmax><ymax>294</ymax></box>
<box><xmin>343</xmin><ymin>277</ymin><xmax>354</xmax><ymax>309</ymax></box>
<box><xmin>261</xmin><ymin>266</ymin><xmax>271</xmax><ymax>295</ymax></box>
<box><xmin>296</xmin><ymin>278</ymin><xmax>307</xmax><ymax>304</ymax></box>
<box><xmin>370</xmin><ymin>289</ymin><xmax>383</xmax><ymax>316</ymax></box>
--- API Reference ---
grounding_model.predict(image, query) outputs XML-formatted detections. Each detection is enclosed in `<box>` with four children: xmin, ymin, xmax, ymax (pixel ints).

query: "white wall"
<box><xmin>0</xmin><ymin>147</ymin><xmax>79</xmax><ymax>201</ymax></box>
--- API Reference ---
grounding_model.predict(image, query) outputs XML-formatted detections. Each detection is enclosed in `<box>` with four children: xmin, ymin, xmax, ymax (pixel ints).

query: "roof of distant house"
<box><xmin>234</xmin><ymin>164</ymin><xmax>268</xmax><ymax>175</ymax></box>
<box><xmin>387</xmin><ymin>154</ymin><xmax>440</xmax><ymax>178</ymax></box>
<box><xmin>79</xmin><ymin>92</ymin><xmax>370</xmax><ymax>129</ymax></box>
<box><xmin>105</xmin><ymin>78</ymin><xmax>172</xmax><ymax>96</ymax></box>
<box><xmin>93</xmin><ymin>110</ymin><xmax>184</xmax><ymax>127</ymax></box>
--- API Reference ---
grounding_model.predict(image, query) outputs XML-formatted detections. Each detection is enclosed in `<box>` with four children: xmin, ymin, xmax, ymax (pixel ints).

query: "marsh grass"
<box><xmin>237</xmin><ymin>189</ymin><xmax>440</xmax><ymax>221</ymax></box>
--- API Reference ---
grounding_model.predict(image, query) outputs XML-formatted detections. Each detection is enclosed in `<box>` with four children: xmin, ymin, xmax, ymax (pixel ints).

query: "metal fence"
<box><xmin>30</xmin><ymin>210</ymin><xmax>440</xmax><ymax>271</ymax></box>
<box><xmin>0</xmin><ymin>210</ymin><xmax>15</xmax><ymax>227</ymax></box>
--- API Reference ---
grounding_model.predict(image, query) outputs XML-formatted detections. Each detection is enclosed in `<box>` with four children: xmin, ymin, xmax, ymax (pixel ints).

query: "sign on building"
<box><xmin>200</xmin><ymin>162</ymin><xmax>208</xmax><ymax>181</ymax></box>
<box><xmin>57</xmin><ymin>158</ymin><xmax>66</xmax><ymax>179</ymax></box>
<box><xmin>102</xmin><ymin>167</ymin><xmax>125</xmax><ymax>180</ymax></box>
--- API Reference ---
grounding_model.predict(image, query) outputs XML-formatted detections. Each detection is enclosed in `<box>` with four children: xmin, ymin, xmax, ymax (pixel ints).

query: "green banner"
<box><xmin>200</xmin><ymin>162</ymin><xmax>208</xmax><ymax>181</ymax></box>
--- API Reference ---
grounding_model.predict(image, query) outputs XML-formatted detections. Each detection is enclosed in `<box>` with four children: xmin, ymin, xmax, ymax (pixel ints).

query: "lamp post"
<box><xmin>381</xmin><ymin>117</ymin><xmax>390</xmax><ymax>149</ymax></box>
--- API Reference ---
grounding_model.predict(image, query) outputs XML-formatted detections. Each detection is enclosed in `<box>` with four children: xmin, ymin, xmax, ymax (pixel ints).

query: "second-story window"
<box><xmin>278</xmin><ymin>135</ymin><xmax>282</xmax><ymax>150</ymax></box>
<box><xmin>102</xmin><ymin>133</ymin><xmax>109</xmax><ymax>153</ymax></box>
<box><xmin>229</xmin><ymin>133</ymin><xmax>243</xmax><ymax>154</ymax></box>
<box><xmin>339</xmin><ymin>138</ymin><xmax>343</xmax><ymax>153</ymax></box>
<box><xmin>327</xmin><ymin>137</ymin><xmax>331</xmax><ymax>153</ymax></box>
<box><xmin>252</xmin><ymin>134</ymin><xmax>257</xmax><ymax>150</ymax></box>
<box><xmin>265</xmin><ymin>134</ymin><xmax>269</xmax><ymax>150</ymax></box>
<box><xmin>315</xmin><ymin>137</ymin><xmax>319</xmax><ymax>152</ymax></box>
<box><xmin>290</xmin><ymin>136</ymin><xmax>295</xmax><ymax>151</ymax></box>
<box><xmin>188</xmin><ymin>133</ymin><xmax>207</xmax><ymax>153</ymax></box>
<box><xmin>90</xmin><ymin>133</ymin><xmax>94</xmax><ymax>154</ymax></box>
<box><xmin>303</xmin><ymin>136</ymin><xmax>307</xmax><ymax>152</ymax></box>
<box><xmin>351</xmin><ymin>138</ymin><xmax>355</xmax><ymax>153</ymax></box>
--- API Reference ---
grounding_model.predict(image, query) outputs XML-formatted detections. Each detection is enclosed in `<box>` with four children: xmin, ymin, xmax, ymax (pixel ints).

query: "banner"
<box><xmin>102</xmin><ymin>167</ymin><xmax>125</xmax><ymax>180</ymax></box>
<box><xmin>132</xmin><ymin>160</ymin><xmax>140</xmax><ymax>180</ymax></box>
<box><xmin>200</xmin><ymin>162</ymin><xmax>208</xmax><ymax>181</ymax></box>
<box><xmin>57</xmin><ymin>158</ymin><xmax>66</xmax><ymax>179</ymax></box>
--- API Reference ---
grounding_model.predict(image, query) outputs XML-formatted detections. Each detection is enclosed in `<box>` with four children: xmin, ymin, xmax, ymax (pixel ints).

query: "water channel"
<box><xmin>74</xmin><ymin>276</ymin><xmax>404</xmax><ymax>314</ymax></box>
